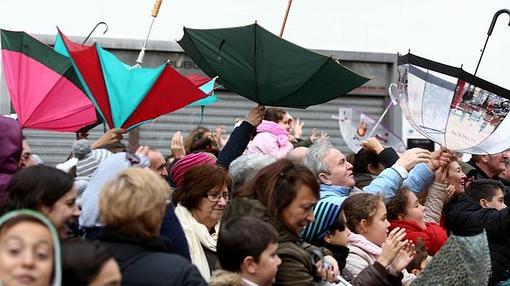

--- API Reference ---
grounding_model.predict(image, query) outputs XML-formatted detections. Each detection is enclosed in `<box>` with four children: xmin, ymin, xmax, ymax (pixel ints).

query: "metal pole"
<box><xmin>367</xmin><ymin>101</ymin><xmax>393</xmax><ymax>138</ymax></box>
<box><xmin>367</xmin><ymin>84</ymin><xmax>398</xmax><ymax>138</ymax></box>
<box><xmin>133</xmin><ymin>0</ymin><xmax>164</xmax><ymax>68</ymax></box>
<box><xmin>279</xmin><ymin>0</ymin><xmax>293</xmax><ymax>37</ymax></box>
<box><xmin>474</xmin><ymin>9</ymin><xmax>510</xmax><ymax>76</ymax></box>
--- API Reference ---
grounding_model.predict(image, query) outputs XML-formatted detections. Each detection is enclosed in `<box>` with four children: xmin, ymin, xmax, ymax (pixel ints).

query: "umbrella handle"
<box><xmin>474</xmin><ymin>9</ymin><xmax>510</xmax><ymax>75</ymax></box>
<box><xmin>151</xmin><ymin>0</ymin><xmax>163</xmax><ymax>17</ymax></box>
<box><xmin>133</xmin><ymin>0</ymin><xmax>164</xmax><ymax>67</ymax></box>
<box><xmin>82</xmin><ymin>22</ymin><xmax>108</xmax><ymax>45</ymax></box>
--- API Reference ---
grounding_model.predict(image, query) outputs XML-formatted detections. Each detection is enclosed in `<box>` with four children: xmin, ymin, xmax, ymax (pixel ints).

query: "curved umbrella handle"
<box><xmin>82</xmin><ymin>22</ymin><xmax>108</xmax><ymax>45</ymax></box>
<box><xmin>487</xmin><ymin>9</ymin><xmax>510</xmax><ymax>36</ymax></box>
<box><xmin>474</xmin><ymin>9</ymin><xmax>510</xmax><ymax>75</ymax></box>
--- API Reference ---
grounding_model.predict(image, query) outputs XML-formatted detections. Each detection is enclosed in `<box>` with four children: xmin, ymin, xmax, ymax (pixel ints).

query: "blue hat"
<box><xmin>301</xmin><ymin>200</ymin><xmax>342</xmax><ymax>242</ymax></box>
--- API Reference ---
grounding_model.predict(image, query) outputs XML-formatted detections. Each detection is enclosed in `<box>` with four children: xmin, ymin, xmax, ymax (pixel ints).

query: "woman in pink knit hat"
<box><xmin>169</xmin><ymin>152</ymin><xmax>216</xmax><ymax>189</ymax></box>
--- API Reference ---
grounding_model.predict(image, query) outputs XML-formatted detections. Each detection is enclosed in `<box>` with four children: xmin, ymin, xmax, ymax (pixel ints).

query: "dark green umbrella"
<box><xmin>178</xmin><ymin>23</ymin><xmax>371</xmax><ymax>108</ymax></box>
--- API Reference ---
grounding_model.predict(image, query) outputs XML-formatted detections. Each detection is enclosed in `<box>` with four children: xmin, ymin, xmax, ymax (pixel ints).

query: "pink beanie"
<box><xmin>170</xmin><ymin>152</ymin><xmax>216</xmax><ymax>188</ymax></box>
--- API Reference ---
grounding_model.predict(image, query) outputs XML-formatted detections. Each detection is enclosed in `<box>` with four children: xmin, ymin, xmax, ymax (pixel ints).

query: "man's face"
<box><xmin>319</xmin><ymin>148</ymin><xmax>355</xmax><ymax>187</ymax></box>
<box><xmin>18</xmin><ymin>140</ymin><xmax>36</xmax><ymax>169</ymax></box>
<box><xmin>486</xmin><ymin>152</ymin><xmax>508</xmax><ymax>176</ymax></box>
<box><xmin>148</xmin><ymin>150</ymin><xmax>168</xmax><ymax>177</ymax></box>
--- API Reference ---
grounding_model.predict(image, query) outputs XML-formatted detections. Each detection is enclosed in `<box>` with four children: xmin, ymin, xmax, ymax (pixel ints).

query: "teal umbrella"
<box><xmin>178</xmin><ymin>23</ymin><xmax>371</xmax><ymax>108</ymax></box>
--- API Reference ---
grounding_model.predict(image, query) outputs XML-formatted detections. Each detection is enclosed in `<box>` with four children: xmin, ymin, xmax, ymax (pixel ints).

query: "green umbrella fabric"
<box><xmin>178</xmin><ymin>23</ymin><xmax>371</xmax><ymax>108</ymax></box>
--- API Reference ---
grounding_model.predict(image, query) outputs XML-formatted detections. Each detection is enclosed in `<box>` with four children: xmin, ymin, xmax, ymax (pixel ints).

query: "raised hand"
<box><xmin>361</xmin><ymin>137</ymin><xmax>385</xmax><ymax>154</ymax></box>
<box><xmin>170</xmin><ymin>131</ymin><xmax>186</xmax><ymax>159</ymax></box>
<box><xmin>245</xmin><ymin>105</ymin><xmax>265</xmax><ymax>127</ymax></box>
<box><xmin>427</xmin><ymin>148</ymin><xmax>452</xmax><ymax>171</ymax></box>
<box><xmin>92</xmin><ymin>128</ymin><xmax>126</xmax><ymax>149</ymax></box>
<box><xmin>310</xmin><ymin>128</ymin><xmax>329</xmax><ymax>143</ymax></box>
<box><xmin>444</xmin><ymin>184</ymin><xmax>457</xmax><ymax>203</ymax></box>
<box><xmin>377</xmin><ymin>227</ymin><xmax>407</xmax><ymax>267</ymax></box>
<box><xmin>292</xmin><ymin>118</ymin><xmax>304</xmax><ymax>139</ymax></box>
<box><xmin>389</xmin><ymin>241</ymin><xmax>416</xmax><ymax>274</ymax></box>
<box><xmin>395</xmin><ymin>148</ymin><xmax>432</xmax><ymax>171</ymax></box>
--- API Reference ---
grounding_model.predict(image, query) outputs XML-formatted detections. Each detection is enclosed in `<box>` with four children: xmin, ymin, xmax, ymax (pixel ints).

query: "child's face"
<box><xmin>411</xmin><ymin>256</ymin><xmax>431</xmax><ymax>276</ymax></box>
<box><xmin>324</xmin><ymin>214</ymin><xmax>350</xmax><ymax>247</ymax></box>
<box><xmin>253</xmin><ymin>242</ymin><xmax>281</xmax><ymax>286</ymax></box>
<box><xmin>402</xmin><ymin>191</ymin><xmax>426</xmax><ymax>228</ymax></box>
<box><xmin>482</xmin><ymin>189</ymin><xmax>507</xmax><ymax>210</ymax></box>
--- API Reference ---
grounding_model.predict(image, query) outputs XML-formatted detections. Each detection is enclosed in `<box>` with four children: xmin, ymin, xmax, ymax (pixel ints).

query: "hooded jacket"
<box><xmin>444</xmin><ymin>194</ymin><xmax>510</xmax><ymax>285</ymax></box>
<box><xmin>0</xmin><ymin>209</ymin><xmax>61</xmax><ymax>286</ymax></box>
<box><xmin>0</xmin><ymin>116</ymin><xmax>22</xmax><ymax>199</ymax></box>
<box><xmin>223</xmin><ymin>197</ymin><xmax>328</xmax><ymax>285</ymax></box>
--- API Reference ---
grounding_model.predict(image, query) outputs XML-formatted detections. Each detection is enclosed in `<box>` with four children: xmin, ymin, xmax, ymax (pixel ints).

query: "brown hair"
<box><xmin>264</xmin><ymin>108</ymin><xmax>287</xmax><ymax>123</ymax></box>
<box><xmin>386</xmin><ymin>187</ymin><xmax>411</xmax><ymax>221</ymax></box>
<box><xmin>237</xmin><ymin>159</ymin><xmax>319</xmax><ymax>218</ymax></box>
<box><xmin>342</xmin><ymin>193</ymin><xmax>384</xmax><ymax>233</ymax></box>
<box><xmin>406</xmin><ymin>240</ymin><xmax>428</xmax><ymax>272</ymax></box>
<box><xmin>173</xmin><ymin>165</ymin><xmax>232</xmax><ymax>210</ymax></box>
<box><xmin>0</xmin><ymin>215</ymin><xmax>47</xmax><ymax>235</ymax></box>
<box><xmin>99</xmin><ymin>168</ymin><xmax>170</xmax><ymax>239</ymax></box>
<box><xmin>184</xmin><ymin>126</ymin><xmax>216</xmax><ymax>154</ymax></box>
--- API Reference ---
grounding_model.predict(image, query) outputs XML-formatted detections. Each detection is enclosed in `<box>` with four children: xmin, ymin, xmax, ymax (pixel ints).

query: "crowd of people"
<box><xmin>0</xmin><ymin>105</ymin><xmax>509</xmax><ymax>286</ymax></box>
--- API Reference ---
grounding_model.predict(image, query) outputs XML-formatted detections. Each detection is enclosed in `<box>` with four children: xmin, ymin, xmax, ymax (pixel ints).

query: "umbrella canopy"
<box><xmin>186</xmin><ymin>74</ymin><xmax>219</xmax><ymax>106</ymax></box>
<box><xmin>178</xmin><ymin>23</ymin><xmax>371</xmax><ymax>108</ymax></box>
<box><xmin>1</xmin><ymin>29</ymin><xmax>97</xmax><ymax>132</ymax></box>
<box><xmin>55</xmin><ymin>30</ymin><xmax>207</xmax><ymax>130</ymax></box>
<box><xmin>397</xmin><ymin>53</ymin><xmax>510</xmax><ymax>154</ymax></box>
<box><xmin>337</xmin><ymin>108</ymin><xmax>406</xmax><ymax>153</ymax></box>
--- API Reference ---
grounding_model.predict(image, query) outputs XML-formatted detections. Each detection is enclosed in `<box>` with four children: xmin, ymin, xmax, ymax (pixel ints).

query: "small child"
<box><xmin>465</xmin><ymin>179</ymin><xmax>507</xmax><ymax>210</ymax></box>
<box><xmin>209</xmin><ymin>217</ymin><xmax>281</xmax><ymax>286</ymax></box>
<box><xmin>405</xmin><ymin>241</ymin><xmax>429</xmax><ymax>276</ymax></box>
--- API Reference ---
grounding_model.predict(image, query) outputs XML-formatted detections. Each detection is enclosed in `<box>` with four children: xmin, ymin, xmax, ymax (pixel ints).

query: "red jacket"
<box><xmin>389</xmin><ymin>219</ymin><xmax>447</xmax><ymax>255</ymax></box>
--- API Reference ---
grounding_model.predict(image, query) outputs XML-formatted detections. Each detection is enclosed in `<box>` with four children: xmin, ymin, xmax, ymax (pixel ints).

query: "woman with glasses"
<box><xmin>173</xmin><ymin>164</ymin><xmax>232</xmax><ymax>280</ymax></box>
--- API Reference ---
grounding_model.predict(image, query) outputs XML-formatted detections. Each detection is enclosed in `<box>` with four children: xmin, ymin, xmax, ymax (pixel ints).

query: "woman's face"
<box><xmin>278</xmin><ymin>113</ymin><xmax>293</xmax><ymax>132</ymax></box>
<box><xmin>40</xmin><ymin>188</ymin><xmax>80</xmax><ymax>237</ymax></box>
<box><xmin>192</xmin><ymin>185</ymin><xmax>229</xmax><ymax>229</ymax></box>
<box><xmin>0</xmin><ymin>221</ymin><xmax>54</xmax><ymax>286</ymax></box>
<box><xmin>402</xmin><ymin>191</ymin><xmax>426</xmax><ymax>229</ymax></box>
<box><xmin>88</xmin><ymin>258</ymin><xmax>122</xmax><ymax>286</ymax></box>
<box><xmin>280</xmin><ymin>184</ymin><xmax>317</xmax><ymax>235</ymax></box>
<box><xmin>447</xmin><ymin>161</ymin><xmax>467</xmax><ymax>194</ymax></box>
<box><xmin>362</xmin><ymin>201</ymin><xmax>390</xmax><ymax>247</ymax></box>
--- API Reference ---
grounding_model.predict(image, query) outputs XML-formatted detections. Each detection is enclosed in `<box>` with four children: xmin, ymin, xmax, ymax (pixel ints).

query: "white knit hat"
<box><xmin>73</xmin><ymin>140</ymin><xmax>112</xmax><ymax>178</ymax></box>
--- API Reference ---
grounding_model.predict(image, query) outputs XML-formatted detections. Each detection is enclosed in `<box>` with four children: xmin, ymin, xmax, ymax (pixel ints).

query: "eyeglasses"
<box><xmin>204</xmin><ymin>191</ymin><xmax>230</xmax><ymax>202</ymax></box>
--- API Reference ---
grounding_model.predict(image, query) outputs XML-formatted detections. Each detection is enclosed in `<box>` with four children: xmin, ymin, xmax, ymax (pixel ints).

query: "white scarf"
<box><xmin>175</xmin><ymin>204</ymin><xmax>220</xmax><ymax>280</ymax></box>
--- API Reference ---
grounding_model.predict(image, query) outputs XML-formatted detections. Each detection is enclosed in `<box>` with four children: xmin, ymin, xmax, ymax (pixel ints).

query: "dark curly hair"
<box><xmin>1</xmin><ymin>165</ymin><xmax>74</xmax><ymax>215</ymax></box>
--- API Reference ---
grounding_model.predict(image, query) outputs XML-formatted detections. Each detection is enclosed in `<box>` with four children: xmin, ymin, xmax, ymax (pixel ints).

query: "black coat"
<box><xmin>99</xmin><ymin>227</ymin><xmax>206</xmax><ymax>286</ymax></box>
<box><xmin>444</xmin><ymin>195</ymin><xmax>510</xmax><ymax>285</ymax></box>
